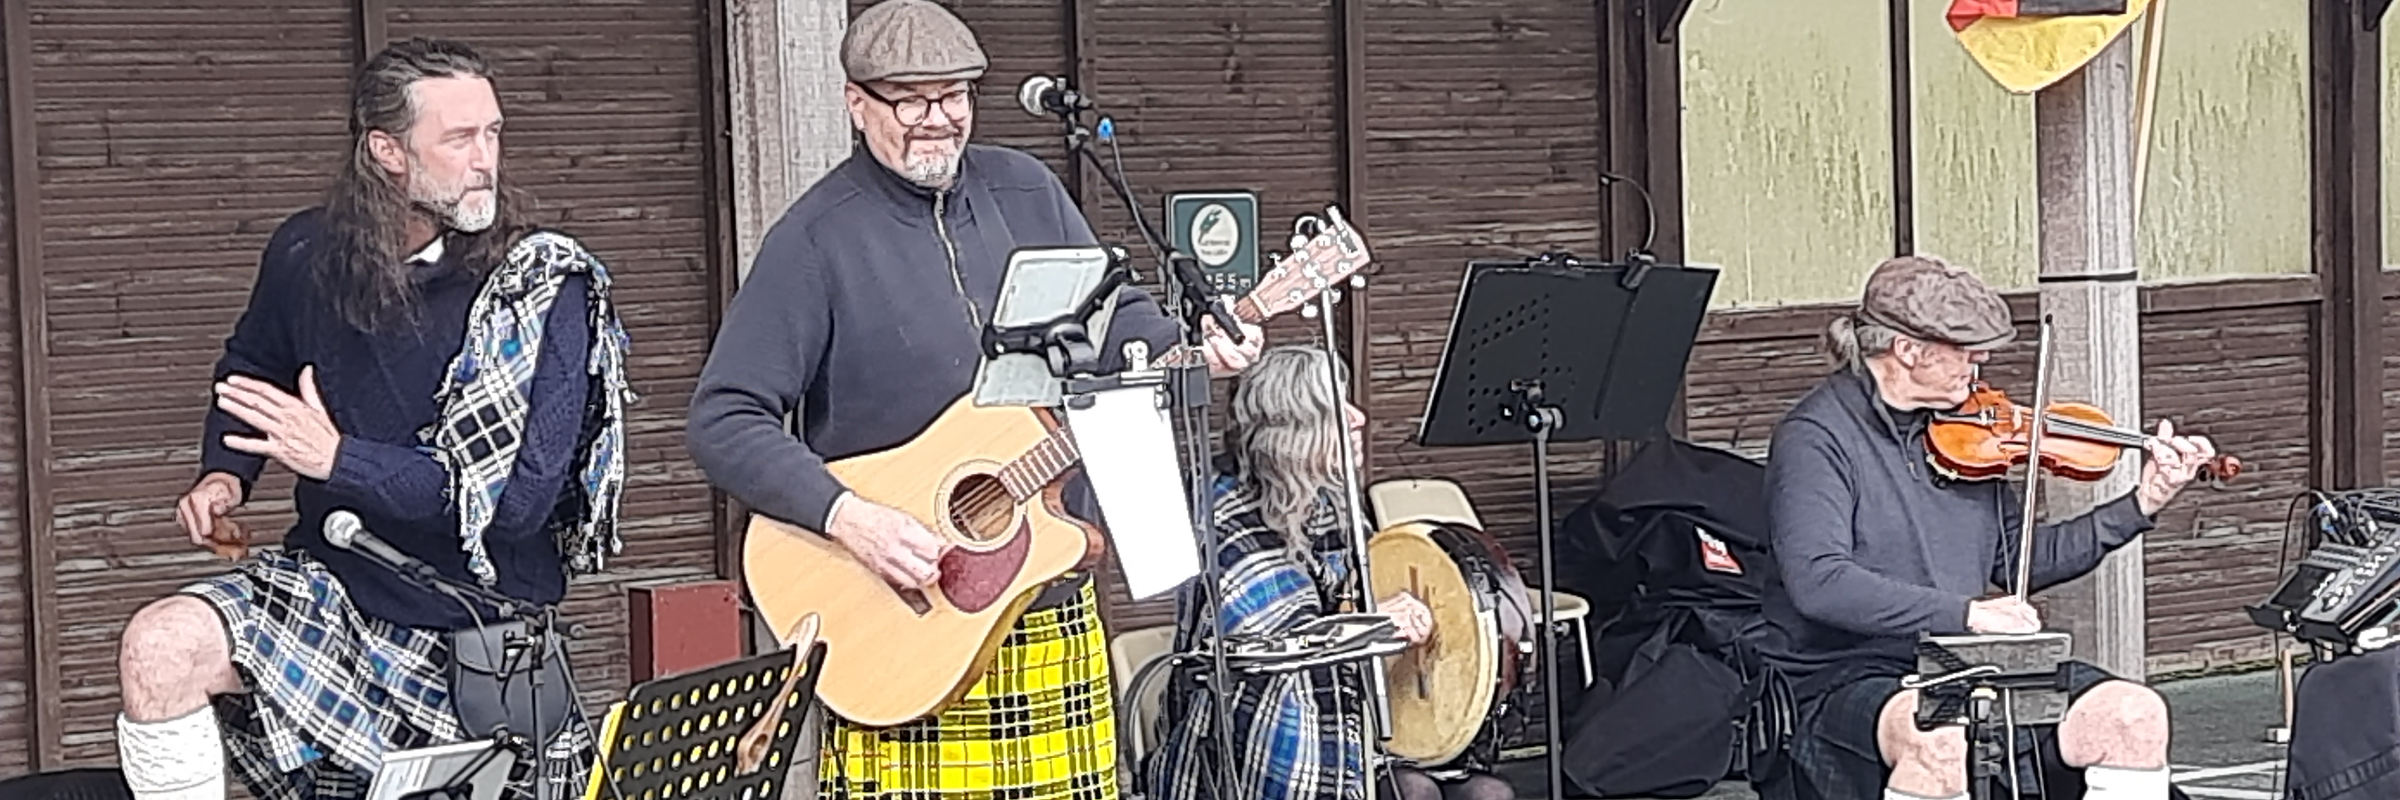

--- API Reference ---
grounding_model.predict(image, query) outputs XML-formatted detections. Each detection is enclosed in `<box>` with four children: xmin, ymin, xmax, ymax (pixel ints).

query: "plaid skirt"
<box><xmin>820</xmin><ymin>581</ymin><xmax>1117</xmax><ymax>800</ymax></box>
<box><xmin>185</xmin><ymin>549</ymin><xmax>595</xmax><ymax>800</ymax></box>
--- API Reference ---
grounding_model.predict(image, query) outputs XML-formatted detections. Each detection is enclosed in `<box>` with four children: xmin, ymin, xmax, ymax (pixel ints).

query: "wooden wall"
<box><xmin>1</xmin><ymin>0</ymin><xmax>730</xmax><ymax>770</ymax></box>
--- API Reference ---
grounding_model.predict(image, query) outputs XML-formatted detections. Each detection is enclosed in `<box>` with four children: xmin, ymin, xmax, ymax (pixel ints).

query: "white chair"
<box><xmin>1367</xmin><ymin>477</ymin><xmax>1483</xmax><ymax>530</ymax></box>
<box><xmin>1108</xmin><ymin>624</ymin><xmax>1179</xmax><ymax>777</ymax></box>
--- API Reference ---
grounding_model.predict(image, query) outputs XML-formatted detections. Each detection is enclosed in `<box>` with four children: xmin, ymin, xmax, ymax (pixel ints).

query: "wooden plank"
<box><xmin>2</xmin><ymin>0</ymin><xmax>59</xmax><ymax>770</ymax></box>
<box><xmin>2030</xmin><ymin>32</ymin><xmax>2145</xmax><ymax>679</ymax></box>
<box><xmin>1065</xmin><ymin>0</ymin><xmax>1093</xmax><ymax>208</ymax></box>
<box><xmin>698</xmin><ymin>0</ymin><xmax>741</xmax><ymax>580</ymax></box>
<box><xmin>356</xmin><ymin>0</ymin><xmax>388</xmax><ymax>60</ymax></box>
<box><xmin>1335</xmin><ymin>0</ymin><xmax>1368</xmax><ymax>472</ymax></box>
<box><xmin>2308</xmin><ymin>0</ymin><xmax>2385</xmax><ymax>492</ymax></box>
<box><xmin>1888</xmin><ymin>0</ymin><xmax>1914</xmax><ymax>255</ymax></box>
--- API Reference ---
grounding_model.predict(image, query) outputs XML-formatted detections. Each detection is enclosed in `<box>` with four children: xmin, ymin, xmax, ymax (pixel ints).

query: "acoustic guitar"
<box><xmin>741</xmin><ymin>207</ymin><xmax>1374</xmax><ymax>727</ymax></box>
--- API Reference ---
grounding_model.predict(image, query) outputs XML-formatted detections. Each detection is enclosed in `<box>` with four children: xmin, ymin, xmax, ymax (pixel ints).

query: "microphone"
<box><xmin>322</xmin><ymin>509</ymin><xmax>430</xmax><ymax>579</ymax></box>
<box><xmin>1017</xmin><ymin>75</ymin><xmax>1091</xmax><ymax>118</ymax></box>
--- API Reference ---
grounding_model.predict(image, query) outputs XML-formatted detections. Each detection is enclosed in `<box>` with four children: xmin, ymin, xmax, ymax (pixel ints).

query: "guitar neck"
<box><xmin>1003</xmin><ymin>296</ymin><xmax>1258</xmax><ymax>489</ymax></box>
<box><xmin>996</xmin><ymin>431</ymin><xmax>1080</xmax><ymax>501</ymax></box>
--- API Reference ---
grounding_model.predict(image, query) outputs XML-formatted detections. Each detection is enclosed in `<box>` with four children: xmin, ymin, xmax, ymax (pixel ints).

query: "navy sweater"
<box><xmin>199</xmin><ymin>208</ymin><xmax>593</xmax><ymax>631</ymax></box>
<box><xmin>686</xmin><ymin>144</ymin><xmax>1181</xmax><ymax>542</ymax></box>
<box><xmin>1756</xmin><ymin>370</ymin><xmax>2156</xmax><ymax>698</ymax></box>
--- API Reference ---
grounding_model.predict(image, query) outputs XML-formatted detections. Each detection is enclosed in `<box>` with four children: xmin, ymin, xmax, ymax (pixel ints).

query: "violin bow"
<box><xmin>2012</xmin><ymin>315</ymin><xmax>2056</xmax><ymax>603</ymax></box>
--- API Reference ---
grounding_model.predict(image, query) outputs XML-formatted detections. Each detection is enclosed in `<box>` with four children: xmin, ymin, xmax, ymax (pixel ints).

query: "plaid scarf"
<box><xmin>424</xmin><ymin>229</ymin><xmax>634</xmax><ymax>585</ymax></box>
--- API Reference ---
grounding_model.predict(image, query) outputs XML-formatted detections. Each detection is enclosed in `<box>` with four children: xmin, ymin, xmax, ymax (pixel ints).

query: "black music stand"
<box><xmin>579</xmin><ymin>640</ymin><xmax>829</xmax><ymax>800</ymax></box>
<box><xmin>1904</xmin><ymin>632</ymin><xmax>2075</xmax><ymax>800</ymax></box>
<box><xmin>1415</xmin><ymin>251</ymin><xmax>1716</xmax><ymax>800</ymax></box>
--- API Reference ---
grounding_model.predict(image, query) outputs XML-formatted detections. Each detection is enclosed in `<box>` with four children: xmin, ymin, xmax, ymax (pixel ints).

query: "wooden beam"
<box><xmin>1599</xmin><ymin>0</ymin><xmax>1689</xmax><ymax>442</ymax></box>
<box><xmin>1</xmin><ymin>0</ymin><xmax>59</xmax><ymax>769</ymax></box>
<box><xmin>1065</xmin><ymin>0</ymin><xmax>1094</xmax><ymax>209</ymax></box>
<box><xmin>355</xmin><ymin>0</ymin><xmax>388</xmax><ymax>63</ymax></box>
<box><xmin>1334</xmin><ymin>0</ymin><xmax>1370</xmax><ymax>476</ymax></box>
<box><xmin>1888</xmin><ymin>0</ymin><xmax>1915</xmax><ymax>255</ymax></box>
<box><xmin>2029</xmin><ymin>32</ymin><xmax>2145</xmax><ymax>680</ymax></box>
<box><xmin>2308</xmin><ymin>0</ymin><xmax>2385</xmax><ymax>492</ymax></box>
<box><xmin>698</xmin><ymin>0</ymin><xmax>744</xmax><ymax>580</ymax></box>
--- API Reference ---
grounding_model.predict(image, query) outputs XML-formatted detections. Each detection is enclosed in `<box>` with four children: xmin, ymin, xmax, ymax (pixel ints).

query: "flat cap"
<box><xmin>843</xmin><ymin>0</ymin><xmax>988</xmax><ymax>85</ymax></box>
<box><xmin>1855</xmin><ymin>254</ymin><xmax>2015</xmax><ymax>350</ymax></box>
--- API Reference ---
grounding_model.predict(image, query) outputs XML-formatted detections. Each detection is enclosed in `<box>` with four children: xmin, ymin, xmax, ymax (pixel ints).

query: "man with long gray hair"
<box><xmin>1142</xmin><ymin>345</ymin><xmax>1514</xmax><ymax>800</ymax></box>
<box><xmin>1754</xmin><ymin>255</ymin><xmax>2211</xmax><ymax>800</ymax></box>
<box><xmin>110</xmin><ymin>37</ymin><xmax>633</xmax><ymax>800</ymax></box>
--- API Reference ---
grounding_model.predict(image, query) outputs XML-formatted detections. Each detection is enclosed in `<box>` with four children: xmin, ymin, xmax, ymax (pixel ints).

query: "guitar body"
<box><xmin>741</xmin><ymin>393</ymin><xmax>1098</xmax><ymax>727</ymax></box>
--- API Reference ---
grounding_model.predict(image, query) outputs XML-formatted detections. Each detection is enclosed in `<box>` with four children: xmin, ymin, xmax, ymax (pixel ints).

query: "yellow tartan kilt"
<box><xmin>820</xmin><ymin>581</ymin><xmax>1119</xmax><ymax>800</ymax></box>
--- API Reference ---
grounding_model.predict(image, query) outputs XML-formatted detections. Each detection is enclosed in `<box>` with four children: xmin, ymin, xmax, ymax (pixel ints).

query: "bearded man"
<box><xmin>110</xmin><ymin>37</ymin><xmax>634</xmax><ymax>800</ymax></box>
<box><xmin>685</xmin><ymin>1</ymin><xmax>1261</xmax><ymax>799</ymax></box>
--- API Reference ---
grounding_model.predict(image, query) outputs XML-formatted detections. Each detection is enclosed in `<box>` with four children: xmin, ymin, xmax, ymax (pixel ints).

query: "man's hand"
<box><xmin>216</xmin><ymin>365</ymin><xmax>342</xmax><ymax>481</ymax></box>
<box><xmin>1967</xmin><ymin>596</ymin><xmax>2042</xmax><ymax>635</ymax></box>
<box><xmin>2136</xmin><ymin>419</ymin><xmax>2217</xmax><ymax>516</ymax></box>
<box><xmin>176</xmin><ymin>472</ymin><xmax>245</xmax><ymax>551</ymax></box>
<box><xmin>826</xmin><ymin>496</ymin><xmax>952</xmax><ymax>591</ymax></box>
<box><xmin>1199</xmin><ymin>317</ymin><xmax>1265</xmax><ymax>377</ymax></box>
<box><xmin>1381</xmin><ymin>591</ymin><xmax>1433</xmax><ymax>645</ymax></box>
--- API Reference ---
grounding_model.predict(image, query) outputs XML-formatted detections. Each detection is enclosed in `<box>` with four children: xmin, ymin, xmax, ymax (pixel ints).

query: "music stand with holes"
<box><xmin>579</xmin><ymin>641</ymin><xmax>828</xmax><ymax>800</ymax></box>
<box><xmin>1414</xmin><ymin>251</ymin><xmax>1716</xmax><ymax>800</ymax></box>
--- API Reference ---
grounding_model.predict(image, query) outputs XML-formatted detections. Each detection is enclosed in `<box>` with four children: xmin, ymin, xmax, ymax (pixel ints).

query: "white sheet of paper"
<box><xmin>1064</xmin><ymin>384</ymin><xmax>1200</xmax><ymax>599</ymax></box>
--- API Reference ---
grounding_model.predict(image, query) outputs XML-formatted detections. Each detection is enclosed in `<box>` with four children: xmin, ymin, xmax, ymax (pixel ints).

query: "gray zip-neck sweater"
<box><xmin>1757</xmin><ymin>369</ymin><xmax>2156</xmax><ymax>698</ymax></box>
<box><xmin>687</xmin><ymin>144</ymin><xmax>1180</xmax><ymax>541</ymax></box>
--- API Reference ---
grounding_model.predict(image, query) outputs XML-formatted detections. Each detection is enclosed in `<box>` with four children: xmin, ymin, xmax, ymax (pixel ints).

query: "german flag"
<box><xmin>1950</xmin><ymin>0</ymin><xmax>2148</xmax><ymax>93</ymax></box>
<box><xmin>1948</xmin><ymin>0</ymin><xmax>2129</xmax><ymax>31</ymax></box>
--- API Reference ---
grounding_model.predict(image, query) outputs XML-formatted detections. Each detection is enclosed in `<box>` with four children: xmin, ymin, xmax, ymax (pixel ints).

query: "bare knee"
<box><xmin>1877</xmin><ymin>689</ymin><xmax>1968</xmax><ymax>797</ymax></box>
<box><xmin>119</xmin><ymin>595</ymin><xmax>240</xmax><ymax>720</ymax></box>
<box><xmin>2058</xmin><ymin>680</ymin><xmax>2169</xmax><ymax>769</ymax></box>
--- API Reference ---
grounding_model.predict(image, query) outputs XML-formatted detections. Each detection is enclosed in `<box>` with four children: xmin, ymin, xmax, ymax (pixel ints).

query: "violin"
<box><xmin>1926</xmin><ymin>381</ymin><xmax>2242</xmax><ymax>486</ymax></box>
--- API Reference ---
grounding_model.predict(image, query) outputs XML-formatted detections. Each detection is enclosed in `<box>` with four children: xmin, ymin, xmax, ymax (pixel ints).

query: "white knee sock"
<box><xmin>117</xmin><ymin>707</ymin><xmax>227</xmax><ymax>800</ymax></box>
<box><xmin>2084</xmin><ymin>765</ymin><xmax>2172</xmax><ymax>800</ymax></box>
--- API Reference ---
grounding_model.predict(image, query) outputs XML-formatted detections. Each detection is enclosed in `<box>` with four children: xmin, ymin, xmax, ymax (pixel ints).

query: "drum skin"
<box><xmin>1368</xmin><ymin>520</ymin><xmax>1533</xmax><ymax>765</ymax></box>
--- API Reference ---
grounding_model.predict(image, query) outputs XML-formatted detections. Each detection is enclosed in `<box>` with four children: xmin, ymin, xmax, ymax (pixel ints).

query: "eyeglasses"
<box><xmin>854</xmin><ymin>83</ymin><xmax>974</xmax><ymax>127</ymax></box>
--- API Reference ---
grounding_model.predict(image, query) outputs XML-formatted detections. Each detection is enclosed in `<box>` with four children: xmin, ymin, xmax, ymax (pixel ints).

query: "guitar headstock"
<box><xmin>1244</xmin><ymin>205</ymin><xmax>1372</xmax><ymax>320</ymax></box>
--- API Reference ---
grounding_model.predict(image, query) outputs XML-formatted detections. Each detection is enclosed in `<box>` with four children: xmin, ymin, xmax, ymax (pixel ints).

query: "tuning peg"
<box><xmin>1301</xmin><ymin>304</ymin><xmax>1320</xmax><ymax>319</ymax></box>
<box><xmin>1349</xmin><ymin>274</ymin><xmax>1367</xmax><ymax>290</ymax></box>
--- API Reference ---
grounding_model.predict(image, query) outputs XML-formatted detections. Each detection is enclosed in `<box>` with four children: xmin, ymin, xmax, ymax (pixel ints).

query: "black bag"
<box><xmin>446</xmin><ymin>620</ymin><xmax>577</xmax><ymax>747</ymax></box>
<box><xmin>1560</xmin><ymin>607</ymin><xmax>1772</xmax><ymax>798</ymax></box>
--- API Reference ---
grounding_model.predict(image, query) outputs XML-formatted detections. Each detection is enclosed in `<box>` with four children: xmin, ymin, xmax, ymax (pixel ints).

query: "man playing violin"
<box><xmin>1754</xmin><ymin>255</ymin><xmax>2217</xmax><ymax>800</ymax></box>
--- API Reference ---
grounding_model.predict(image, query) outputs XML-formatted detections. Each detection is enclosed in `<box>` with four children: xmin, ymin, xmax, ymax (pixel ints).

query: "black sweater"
<box><xmin>1756</xmin><ymin>369</ymin><xmax>2155</xmax><ymax>698</ymax></box>
<box><xmin>199</xmin><ymin>208</ymin><xmax>592</xmax><ymax>630</ymax></box>
<box><xmin>686</xmin><ymin>144</ymin><xmax>1180</xmax><ymax>538</ymax></box>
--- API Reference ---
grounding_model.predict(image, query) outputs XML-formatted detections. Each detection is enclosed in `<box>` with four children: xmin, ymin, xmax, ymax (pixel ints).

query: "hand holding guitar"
<box><xmin>827</xmin><ymin>495</ymin><xmax>952</xmax><ymax>590</ymax></box>
<box><xmin>1198</xmin><ymin>317</ymin><xmax>1265</xmax><ymax>376</ymax></box>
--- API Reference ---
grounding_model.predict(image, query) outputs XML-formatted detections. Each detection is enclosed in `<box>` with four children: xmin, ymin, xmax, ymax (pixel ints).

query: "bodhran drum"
<box><xmin>1367</xmin><ymin>519</ymin><xmax>1534</xmax><ymax>766</ymax></box>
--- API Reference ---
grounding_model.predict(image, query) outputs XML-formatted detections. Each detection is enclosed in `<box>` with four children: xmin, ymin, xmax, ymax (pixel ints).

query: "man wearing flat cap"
<box><xmin>686</xmin><ymin>1</ymin><xmax>1262</xmax><ymax>799</ymax></box>
<box><xmin>1752</xmin><ymin>255</ymin><xmax>2213</xmax><ymax>800</ymax></box>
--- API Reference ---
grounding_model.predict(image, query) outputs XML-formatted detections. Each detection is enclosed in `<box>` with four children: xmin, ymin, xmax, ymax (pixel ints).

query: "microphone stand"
<box><xmin>1036</xmin><ymin>92</ymin><xmax>1245</xmax><ymax>800</ymax></box>
<box><xmin>365</xmin><ymin>547</ymin><xmax>589</xmax><ymax>800</ymax></box>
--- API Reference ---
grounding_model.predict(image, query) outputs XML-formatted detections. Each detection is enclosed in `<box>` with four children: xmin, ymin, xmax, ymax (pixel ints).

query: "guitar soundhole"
<box><xmin>947</xmin><ymin>474</ymin><xmax>1015</xmax><ymax>544</ymax></box>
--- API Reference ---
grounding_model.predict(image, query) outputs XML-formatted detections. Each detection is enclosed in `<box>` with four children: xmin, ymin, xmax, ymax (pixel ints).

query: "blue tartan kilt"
<box><xmin>183</xmin><ymin>548</ymin><xmax>594</xmax><ymax>800</ymax></box>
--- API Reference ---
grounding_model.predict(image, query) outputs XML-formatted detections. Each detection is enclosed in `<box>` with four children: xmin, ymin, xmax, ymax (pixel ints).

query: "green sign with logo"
<box><xmin>1166</xmin><ymin>191</ymin><xmax>1260</xmax><ymax>297</ymax></box>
